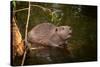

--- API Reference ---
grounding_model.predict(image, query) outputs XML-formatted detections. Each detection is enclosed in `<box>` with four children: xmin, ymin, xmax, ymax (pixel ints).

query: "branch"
<box><xmin>21</xmin><ymin>1</ymin><xmax>31</xmax><ymax>66</ymax></box>
<box><xmin>25</xmin><ymin>4</ymin><xmax>31</xmax><ymax>43</ymax></box>
<box><xmin>30</xmin><ymin>47</ymin><xmax>44</xmax><ymax>50</ymax></box>
<box><xmin>13</xmin><ymin>5</ymin><xmax>52</xmax><ymax>13</ymax></box>
<box><xmin>31</xmin><ymin>4</ymin><xmax>52</xmax><ymax>13</ymax></box>
<box><xmin>13</xmin><ymin>8</ymin><xmax>29</xmax><ymax>13</ymax></box>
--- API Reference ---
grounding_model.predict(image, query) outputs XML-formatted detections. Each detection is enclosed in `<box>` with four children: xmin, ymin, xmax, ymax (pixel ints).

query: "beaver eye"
<box><xmin>55</xmin><ymin>28</ymin><xmax>58</xmax><ymax>31</ymax></box>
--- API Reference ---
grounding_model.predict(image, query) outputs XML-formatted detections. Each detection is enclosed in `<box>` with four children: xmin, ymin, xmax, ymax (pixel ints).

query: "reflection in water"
<box><xmin>11</xmin><ymin>1</ymin><xmax>97</xmax><ymax>66</ymax></box>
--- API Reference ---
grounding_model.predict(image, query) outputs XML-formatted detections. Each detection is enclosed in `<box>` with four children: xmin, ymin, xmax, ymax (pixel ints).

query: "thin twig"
<box><xmin>21</xmin><ymin>1</ymin><xmax>31</xmax><ymax>66</ymax></box>
<box><xmin>13</xmin><ymin>5</ymin><xmax>52</xmax><ymax>13</ymax></box>
<box><xmin>30</xmin><ymin>47</ymin><xmax>44</xmax><ymax>50</ymax></box>
<box><xmin>31</xmin><ymin>4</ymin><xmax>51</xmax><ymax>12</ymax></box>
<box><xmin>13</xmin><ymin>8</ymin><xmax>29</xmax><ymax>13</ymax></box>
<box><xmin>31</xmin><ymin>5</ymin><xmax>45</xmax><ymax>10</ymax></box>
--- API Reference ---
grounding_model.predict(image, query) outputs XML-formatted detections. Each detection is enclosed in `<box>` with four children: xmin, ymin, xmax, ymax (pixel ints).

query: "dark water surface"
<box><xmin>11</xmin><ymin>1</ymin><xmax>97</xmax><ymax>66</ymax></box>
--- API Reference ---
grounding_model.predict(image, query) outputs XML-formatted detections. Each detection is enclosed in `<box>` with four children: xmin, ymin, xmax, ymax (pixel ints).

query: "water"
<box><xmin>11</xmin><ymin>1</ymin><xmax>97</xmax><ymax>66</ymax></box>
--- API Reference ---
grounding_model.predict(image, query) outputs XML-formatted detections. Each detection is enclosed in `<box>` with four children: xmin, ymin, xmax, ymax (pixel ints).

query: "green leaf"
<box><xmin>12</xmin><ymin>0</ymin><xmax>16</xmax><ymax>8</ymax></box>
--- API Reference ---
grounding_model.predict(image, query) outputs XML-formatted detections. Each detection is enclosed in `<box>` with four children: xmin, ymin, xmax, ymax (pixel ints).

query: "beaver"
<box><xmin>28</xmin><ymin>22</ymin><xmax>72</xmax><ymax>48</ymax></box>
<box><xmin>24</xmin><ymin>22</ymin><xmax>73</xmax><ymax>65</ymax></box>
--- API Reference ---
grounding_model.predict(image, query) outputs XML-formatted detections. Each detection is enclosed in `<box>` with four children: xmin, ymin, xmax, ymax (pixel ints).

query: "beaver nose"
<box><xmin>58</xmin><ymin>44</ymin><xmax>64</xmax><ymax>48</ymax></box>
